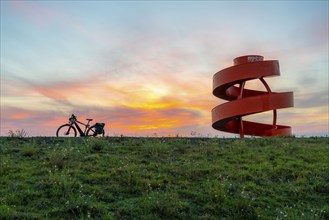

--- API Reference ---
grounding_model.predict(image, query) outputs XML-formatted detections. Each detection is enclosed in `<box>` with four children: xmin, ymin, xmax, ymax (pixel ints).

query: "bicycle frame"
<box><xmin>69</xmin><ymin>118</ymin><xmax>91</xmax><ymax>137</ymax></box>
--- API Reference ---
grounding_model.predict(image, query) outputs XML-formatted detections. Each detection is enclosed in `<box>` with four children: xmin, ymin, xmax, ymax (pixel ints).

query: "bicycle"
<box><xmin>56</xmin><ymin>114</ymin><xmax>105</xmax><ymax>137</ymax></box>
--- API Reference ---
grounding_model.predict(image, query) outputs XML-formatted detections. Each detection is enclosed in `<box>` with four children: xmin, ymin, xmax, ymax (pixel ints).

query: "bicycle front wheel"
<box><xmin>56</xmin><ymin>124</ymin><xmax>77</xmax><ymax>137</ymax></box>
<box><xmin>86</xmin><ymin>125</ymin><xmax>105</xmax><ymax>137</ymax></box>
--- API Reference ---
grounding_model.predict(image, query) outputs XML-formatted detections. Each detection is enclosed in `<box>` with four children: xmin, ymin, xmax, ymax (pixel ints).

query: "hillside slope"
<box><xmin>1</xmin><ymin>137</ymin><xmax>328</xmax><ymax>219</ymax></box>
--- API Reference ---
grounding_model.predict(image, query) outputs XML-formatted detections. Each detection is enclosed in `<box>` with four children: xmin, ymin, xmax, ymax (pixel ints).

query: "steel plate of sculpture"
<box><xmin>212</xmin><ymin>55</ymin><xmax>294</xmax><ymax>137</ymax></box>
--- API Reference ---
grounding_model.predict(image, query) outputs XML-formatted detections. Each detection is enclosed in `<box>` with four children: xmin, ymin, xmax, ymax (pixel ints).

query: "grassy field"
<box><xmin>0</xmin><ymin>136</ymin><xmax>328</xmax><ymax>219</ymax></box>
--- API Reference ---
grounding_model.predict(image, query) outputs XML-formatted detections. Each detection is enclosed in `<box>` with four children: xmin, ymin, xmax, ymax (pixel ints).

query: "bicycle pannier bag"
<box><xmin>95</xmin><ymin>123</ymin><xmax>105</xmax><ymax>134</ymax></box>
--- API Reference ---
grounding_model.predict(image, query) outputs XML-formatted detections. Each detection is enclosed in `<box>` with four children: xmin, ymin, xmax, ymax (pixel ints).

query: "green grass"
<box><xmin>0</xmin><ymin>136</ymin><xmax>328</xmax><ymax>219</ymax></box>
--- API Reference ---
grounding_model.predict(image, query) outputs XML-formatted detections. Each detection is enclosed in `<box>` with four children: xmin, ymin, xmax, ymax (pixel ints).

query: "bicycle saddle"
<box><xmin>86</xmin><ymin>118</ymin><xmax>93</xmax><ymax>121</ymax></box>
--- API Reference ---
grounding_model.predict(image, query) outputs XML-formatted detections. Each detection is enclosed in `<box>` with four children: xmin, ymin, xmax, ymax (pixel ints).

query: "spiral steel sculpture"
<box><xmin>212</xmin><ymin>55</ymin><xmax>294</xmax><ymax>137</ymax></box>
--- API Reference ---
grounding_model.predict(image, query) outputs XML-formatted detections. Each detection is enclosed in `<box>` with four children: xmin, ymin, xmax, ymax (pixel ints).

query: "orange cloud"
<box><xmin>3</xmin><ymin>72</ymin><xmax>212</xmax><ymax>136</ymax></box>
<box><xmin>9</xmin><ymin>112</ymin><xmax>30</xmax><ymax>120</ymax></box>
<box><xmin>33</xmin><ymin>86</ymin><xmax>68</xmax><ymax>102</ymax></box>
<box><xmin>103</xmin><ymin>106</ymin><xmax>200</xmax><ymax>133</ymax></box>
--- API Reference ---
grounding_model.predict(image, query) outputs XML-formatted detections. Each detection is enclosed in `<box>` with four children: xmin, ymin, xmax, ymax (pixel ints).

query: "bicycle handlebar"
<box><xmin>69</xmin><ymin>114</ymin><xmax>77</xmax><ymax>122</ymax></box>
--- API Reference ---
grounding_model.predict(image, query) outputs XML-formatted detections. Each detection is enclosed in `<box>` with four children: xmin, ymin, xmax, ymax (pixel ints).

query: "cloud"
<box><xmin>295</xmin><ymin>89</ymin><xmax>329</xmax><ymax>109</ymax></box>
<box><xmin>5</xmin><ymin>1</ymin><xmax>64</xmax><ymax>27</ymax></box>
<box><xmin>1</xmin><ymin>72</ymin><xmax>210</xmax><ymax>136</ymax></box>
<box><xmin>0</xmin><ymin>107</ymin><xmax>63</xmax><ymax>136</ymax></box>
<box><xmin>0</xmin><ymin>104</ymin><xmax>205</xmax><ymax>136</ymax></box>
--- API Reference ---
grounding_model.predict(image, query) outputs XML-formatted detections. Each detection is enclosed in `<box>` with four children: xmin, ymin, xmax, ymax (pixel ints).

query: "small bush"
<box><xmin>49</xmin><ymin>151</ymin><xmax>66</xmax><ymax>171</ymax></box>
<box><xmin>7</xmin><ymin>129</ymin><xmax>28</xmax><ymax>138</ymax></box>
<box><xmin>21</xmin><ymin>146</ymin><xmax>37</xmax><ymax>157</ymax></box>
<box><xmin>87</xmin><ymin>138</ymin><xmax>108</xmax><ymax>153</ymax></box>
<box><xmin>91</xmin><ymin>141</ymin><xmax>103</xmax><ymax>152</ymax></box>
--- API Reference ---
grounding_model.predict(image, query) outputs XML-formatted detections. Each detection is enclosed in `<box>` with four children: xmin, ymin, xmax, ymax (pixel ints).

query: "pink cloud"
<box><xmin>8</xmin><ymin>1</ymin><xmax>61</xmax><ymax>26</ymax></box>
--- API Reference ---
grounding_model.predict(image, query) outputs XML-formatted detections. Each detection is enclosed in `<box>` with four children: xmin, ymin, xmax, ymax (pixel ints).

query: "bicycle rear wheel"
<box><xmin>86</xmin><ymin>125</ymin><xmax>105</xmax><ymax>137</ymax></box>
<box><xmin>56</xmin><ymin>124</ymin><xmax>77</xmax><ymax>137</ymax></box>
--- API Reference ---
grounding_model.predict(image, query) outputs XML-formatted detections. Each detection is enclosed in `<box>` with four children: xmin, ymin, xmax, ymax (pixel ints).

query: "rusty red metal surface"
<box><xmin>212</xmin><ymin>55</ymin><xmax>294</xmax><ymax>137</ymax></box>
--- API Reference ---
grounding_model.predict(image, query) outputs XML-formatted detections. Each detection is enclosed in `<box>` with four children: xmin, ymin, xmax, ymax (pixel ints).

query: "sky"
<box><xmin>1</xmin><ymin>0</ymin><xmax>328</xmax><ymax>137</ymax></box>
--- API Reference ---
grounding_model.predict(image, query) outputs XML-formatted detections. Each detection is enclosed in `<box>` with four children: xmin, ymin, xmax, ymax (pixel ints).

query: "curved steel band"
<box><xmin>212</xmin><ymin>57</ymin><xmax>294</xmax><ymax>137</ymax></box>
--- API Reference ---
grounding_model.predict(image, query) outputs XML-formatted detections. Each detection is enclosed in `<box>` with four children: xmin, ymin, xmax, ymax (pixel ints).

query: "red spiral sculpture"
<box><xmin>212</xmin><ymin>55</ymin><xmax>294</xmax><ymax>137</ymax></box>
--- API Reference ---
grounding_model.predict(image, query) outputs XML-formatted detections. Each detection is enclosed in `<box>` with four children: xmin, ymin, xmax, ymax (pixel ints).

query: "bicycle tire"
<box><xmin>86</xmin><ymin>125</ymin><xmax>105</xmax><ymax>137</ymax></box>
<box><xmin>56</xmin><ymin>124</ymin><xmax>77</xmax><ymax>137</ymax></box>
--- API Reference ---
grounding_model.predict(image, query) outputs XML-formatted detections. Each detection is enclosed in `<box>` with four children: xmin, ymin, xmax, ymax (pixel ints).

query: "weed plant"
<box><xmin>0</xmin><ymin>136</ymin><xmax>328</xmax><ymax>219</ymax></box>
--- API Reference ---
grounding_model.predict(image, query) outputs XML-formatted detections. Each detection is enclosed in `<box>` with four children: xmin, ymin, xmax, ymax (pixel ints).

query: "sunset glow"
<box><xmin>1</xmin><ymin>1</ymin><xmax>328</xmax><ymax>137</ymax></box>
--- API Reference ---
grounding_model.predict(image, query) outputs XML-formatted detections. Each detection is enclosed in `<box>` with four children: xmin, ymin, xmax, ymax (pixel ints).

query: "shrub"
<box><xmin>49</xmin><ymin>151</ymin><xmax>66</xmax><ymax>171</ymax></box>
<box><xmin>7</xmin><ymin>129</ymin><xmax>28</xmax><ymax>138</ymax></box>
<box><xmin>21</xmin><ymin>146</ymin><xmax>37</xmax><ymax>157</ymax></box>
<box><xmin>90</xmin><ymin>140</ymin><xmax>104</xmax><ymax>152</ymax></box>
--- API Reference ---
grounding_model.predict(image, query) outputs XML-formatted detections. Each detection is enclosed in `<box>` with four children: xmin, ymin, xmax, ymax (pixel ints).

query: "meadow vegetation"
<box><xmin>0</xmin><ymin>136</ymin><xmax>328</xmax><ymax>219</ymax></box>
